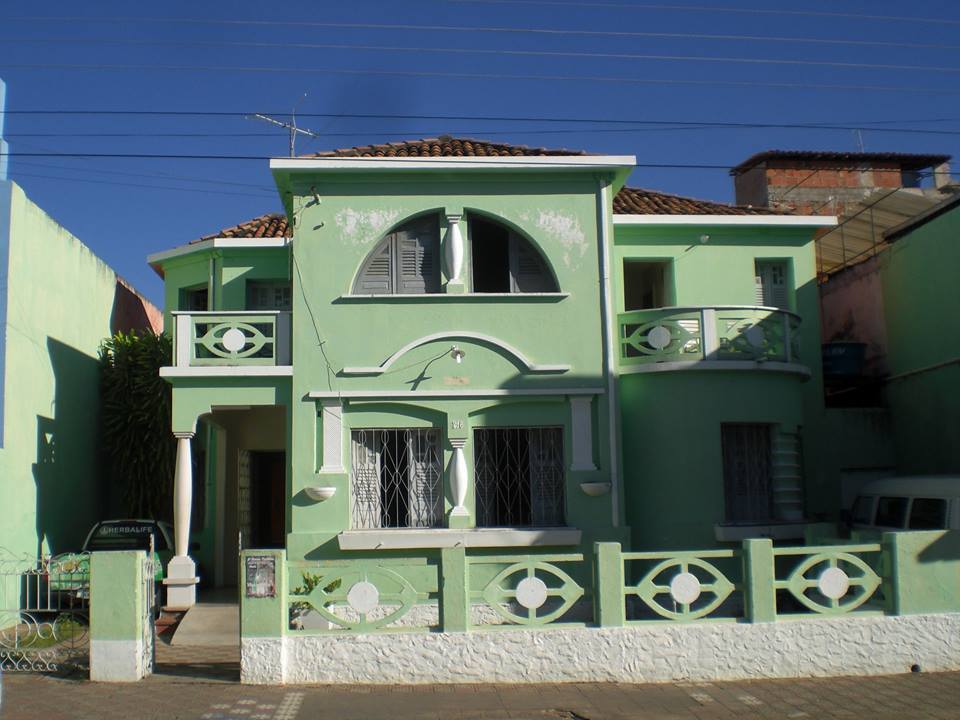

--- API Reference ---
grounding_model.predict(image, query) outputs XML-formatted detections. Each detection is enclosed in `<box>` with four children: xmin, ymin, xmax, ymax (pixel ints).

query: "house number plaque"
<box><xmin>245</xmin><ymin>556</ymin><xmax>276</xmax><ymax>598</ymax></box>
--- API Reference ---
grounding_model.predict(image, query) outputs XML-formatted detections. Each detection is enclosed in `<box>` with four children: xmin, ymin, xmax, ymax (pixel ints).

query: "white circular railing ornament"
<box><xmin>515</xmin><ymin>577</ymin><xmax>549</xmax><ymax>610</ymax></box>
<box><xmin>669</xmin><ymin>572</ymin><xmax>702</xmax><ymax>605</ymax></box>
<box><xmin>817</xmin><ymin>567</ymin><xmax>850</xmax><ymax>600</ymax></box>
<box><xmin>647</xmin><ymin>325</ymin><xmax>672</xmax><ymax>350</ymax></box>
<box><xmin>744</xmin><ymin>325</ymin><xmax>766</xmax><ymax>349</ymax></box>
<box><xmin>346</xmin><ymin>580</ymin><xmax>380</xmax><ymax>614</ymax></box>
<box><xmin>221</xmin><ymin>328</ymin><xmax>247</xmax><ymax>353</ymax></box>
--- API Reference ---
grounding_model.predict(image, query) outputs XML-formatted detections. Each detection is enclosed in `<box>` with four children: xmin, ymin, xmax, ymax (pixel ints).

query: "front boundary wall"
<box><xmin>241</xmin><ymin>531</ymin><xmax>960</xmax><ymax>685</ymax></box>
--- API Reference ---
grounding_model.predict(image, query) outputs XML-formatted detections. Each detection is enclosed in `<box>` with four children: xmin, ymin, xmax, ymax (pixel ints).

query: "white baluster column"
<box><xmin>443</xmin><ymin>213</ymin><xmax>464</xmax><ymax>287</ymax></box>
<box><xmin>449</xmin><ymin>438</ymin><xmax>469</xmax><ymax>520</ymax></box>
<box><xmin>165</xmin><ymin>431</ymin><xmax>199</xmax><ymax>609</ymax></box>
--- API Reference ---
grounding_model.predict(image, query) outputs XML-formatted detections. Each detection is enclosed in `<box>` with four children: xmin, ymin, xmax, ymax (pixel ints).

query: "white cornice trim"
<box><xmin>619</xmin><ymin>360</ymin><xmax>811</xmax><ymax>378</ymax></box>
<box><xmin>339</xmin><ymin>331</ymin><xmax>570</xmax><ymax>376</ymax></box>
<box><xmin>337</xmin><ymin>527</ymin><xmax>582</xmax><ymax>550</ymax></box>
<box><xmin>613</xmin><ymin>214</ymin><xmax>837</xmax><ymax>227</ymax></box>
<box><xmin>147</xmin><ymin>237</ymin><xmax>290</xmax><ymax>265</ymax></box>
<box><xmin>160</xmin><ymin>366</ymin><xmax>293</xmax><ymax>378</ymax></box>
<box><xmin>270</xmin><ymin>155</ymin><xmax>636</xmax><ymax>172</ymax></box>
<box><xmin>308</xmin><ymin>388</ymin><xmax>604</xmax><ymax>400</ymax></box>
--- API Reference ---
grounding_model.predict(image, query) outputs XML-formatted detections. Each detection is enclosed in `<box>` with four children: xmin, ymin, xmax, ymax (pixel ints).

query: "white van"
<box><xmin>851</xmin><ymin>476</ymin><xmax>960</xmax><ymax>531</ymax></box>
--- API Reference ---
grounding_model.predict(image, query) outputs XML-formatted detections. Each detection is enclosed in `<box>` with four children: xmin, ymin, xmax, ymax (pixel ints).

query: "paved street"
<box><xmin>2</xmin><ymin>642</ymin><xmax>959</xmax><ymax>720</ymax></box>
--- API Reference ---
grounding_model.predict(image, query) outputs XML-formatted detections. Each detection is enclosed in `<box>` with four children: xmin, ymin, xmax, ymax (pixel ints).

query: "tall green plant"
<box><xmin>99</xmin><ymin>331</ymin><xmax>175</xmax><ymax>519</ymax></box>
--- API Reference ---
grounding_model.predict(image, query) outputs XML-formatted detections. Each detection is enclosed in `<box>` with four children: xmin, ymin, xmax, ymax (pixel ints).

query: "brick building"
<box><xmin>731</xmin><ymin>150</ymin><xmax>952</xmax><ymax>217</ymax></box>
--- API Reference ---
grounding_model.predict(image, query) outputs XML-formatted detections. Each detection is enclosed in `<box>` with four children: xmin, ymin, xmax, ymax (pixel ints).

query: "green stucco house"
<box><xmin>146</xmin><ymin>136</ymin><xmax>835</xmax><ymax>612</ymax></box>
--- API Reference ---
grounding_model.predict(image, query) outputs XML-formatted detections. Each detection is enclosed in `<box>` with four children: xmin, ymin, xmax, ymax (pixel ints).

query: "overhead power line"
<box><xmin>2</xmin><ymin>43</ymin><xmax>959</xmax><ymax>75</ymax></box>
<box><xmin>442</xmin><ymin>0</ymin><xmax>960</xmax><ymax>26</ymax></box>
<box><xmin>3</xmin><ymin>109</ymin><xmax>958</xmax><ymax>130</ymax></box>
<box><xmin>12</xmin><ymin>171</ymin><xmax>279</xmax><ymax>199</ymax></box>
<box><xmin>1</xmin><ymin>151</ymin><xmax>940</xmax><ymax>174</ymax></box>
<box><xmin>4</xmin><ymin>29</ymin><xmax>959</xmax><ymax>53</ymax></box>
<box><xmin>5</xmin><ymin>125</ymin><xmax>960</xmax><ymax>138</ymax></box>
<box><xmin>2</xmin><ymin>64</ymin><xmax>958</xmax><ymax>95</ymax></box>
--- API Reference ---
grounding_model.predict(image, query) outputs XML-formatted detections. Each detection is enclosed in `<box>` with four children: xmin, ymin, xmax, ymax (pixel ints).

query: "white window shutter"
<box><xmin>755</xmin><ymin>261</ymin><xmax>789</xmax><ymax>309</ymax></box>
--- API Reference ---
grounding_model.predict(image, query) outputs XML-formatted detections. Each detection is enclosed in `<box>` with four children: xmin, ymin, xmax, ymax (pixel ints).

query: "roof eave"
<box><xmin>612</xmin><ymin>214</ymin><xmax>837</xmax><ymax>227</ymax></box>
<box><xmin>146</xmin><ymin>237</ymin><xmax>292</xmax><ymax>270</ymax></box>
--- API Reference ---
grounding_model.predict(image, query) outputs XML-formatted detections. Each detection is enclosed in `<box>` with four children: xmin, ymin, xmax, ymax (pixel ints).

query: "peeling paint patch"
<box><xmin>334</xmin><ymin>209</ymin><xmax>401</xmax><ymax>246</ymax></box>
<box><xmin>534</xmin><ymin>210</ymin><xmax>587</xmax><ymax>269</ymax></box>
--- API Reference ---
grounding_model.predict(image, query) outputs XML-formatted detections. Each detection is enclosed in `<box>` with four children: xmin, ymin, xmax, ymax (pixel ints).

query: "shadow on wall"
<box><xmin>32</xmin><ymin>338</ymin><xmax>102</xmax><ymax>556</ymax></box>
<box><xmin>111</xmin><ymin>279</ymin><xmax>162</xmax><ymax>335</ymax></box>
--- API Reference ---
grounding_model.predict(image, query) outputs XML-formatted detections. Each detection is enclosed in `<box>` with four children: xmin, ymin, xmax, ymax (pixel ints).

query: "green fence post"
<box><xmin>440</xmin><ymin>546</ymin><xmax>469</xmax><ymax>632</ymax></box>
<box><xmin>883</xmin><ymin>530</ymin><xmax>960</xmax><ymax>615</ymax></box>
<box><xmin>240</xmin><ymin>549</ymin><xmax>287</xmax><ymax>684</ymax></box>
<box><xmin>90</xmin><ymin>550</ymin><xmax>147</xmax><ymax>682</ymax></box>
<box><xmin>742</xmin><ymin>538</ymin><xmax>777</xmax><ymax>622</ymax></box>
<box><xmin>594</xmin><ymin>542</ymin><xmax>625</xmax><ymax>627</ymax></box>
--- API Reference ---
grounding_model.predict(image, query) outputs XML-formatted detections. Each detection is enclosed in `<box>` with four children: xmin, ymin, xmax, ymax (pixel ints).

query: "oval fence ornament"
<box><xmin>633</xmin><ymin>557</ymin><xmax>735</xmax><ymax>621</ymax></box>
<box><xmin>481</xmin><ymin>560</ymin><xmax>584</xmax><ymax>626</ymax></box>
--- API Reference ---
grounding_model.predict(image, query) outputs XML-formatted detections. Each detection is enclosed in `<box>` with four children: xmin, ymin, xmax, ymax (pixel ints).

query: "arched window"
<box><xmin>469</xmin><ymin>216</ymin><xmax>557</xmax><ymax>293</ymax></box>
<box><xmin>353</xmin><ymin>215</ymin><xmax>441</xmax><ymax>294</ymax></box>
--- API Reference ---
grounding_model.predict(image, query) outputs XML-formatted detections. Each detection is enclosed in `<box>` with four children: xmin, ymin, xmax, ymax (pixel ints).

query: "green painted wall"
<box><xmin>879</xmin><ymin>204</ymin><xmax>960</xmax><ymax>474</ymax></box>
<box><xmin>0</xmin><ymin>181</ymin><xmax>143</xmax><ymax>559</ymax></box>
<box><xmin>612</xmin><ymin>222</ymin><xmax>829</xmax><ymax>543</ymax></box>
<box><xmin>283</xmin><ymin>170</ymin><xmax>621</xmax><ymax>560</ymax></box>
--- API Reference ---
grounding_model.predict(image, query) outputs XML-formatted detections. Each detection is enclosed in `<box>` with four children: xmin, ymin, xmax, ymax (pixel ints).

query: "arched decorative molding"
<box><xmin>340</xmin><ymin>331</ymin><xmax>570</xmax><ymax>376</ymax></box>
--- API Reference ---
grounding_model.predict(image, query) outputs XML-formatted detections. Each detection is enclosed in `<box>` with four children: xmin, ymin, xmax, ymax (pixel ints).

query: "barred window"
<box><xmin>721</xmin><ymin>423</ymin><xmax>774</xmax><ymax>524</ymax></box>
<box><xmin>474</xmin><ymin>427</ymin><xmax>565</xmax><ymax>527</ymax></box>
<box><xmin>350</xmin><ymin>428</ymin><xmax>443</xmax><ymax>529</ymax></box>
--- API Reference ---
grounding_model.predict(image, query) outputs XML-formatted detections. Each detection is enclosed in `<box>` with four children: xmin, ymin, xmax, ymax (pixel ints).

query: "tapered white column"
<box><xmin>443</xmin><ymin>214</ymin><xmax>464</xmax><ymax>284</ymax></box>
<box><xmin>165</xmin><ymin>431</ymin><xmax>199</xmax><ymax>609</ymax></box>
<box><xmin>449</xmin><ymin>438</ymin><xmax>469</xmax><ymax>518</ymax></box>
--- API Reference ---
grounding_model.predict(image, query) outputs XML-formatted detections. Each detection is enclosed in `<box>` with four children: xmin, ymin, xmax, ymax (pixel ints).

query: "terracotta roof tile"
<box><xmin>613</xmin><ymin>186</ymin><xmax>779</xmax><ymax>216</ymax></box>
<box><xmin>304</xmin><ymin>135</ymin><xmax>587</xmax><ymax>158</ymax></box>
<box><xmin>732</xmin><ymin>150</ymin><xmax>951</xmax><ymax>175</ymax></box>
<box><xmin>195</xmin><ymin>213</ymin><xmax>290</xmax><ymax>243</ymax></box>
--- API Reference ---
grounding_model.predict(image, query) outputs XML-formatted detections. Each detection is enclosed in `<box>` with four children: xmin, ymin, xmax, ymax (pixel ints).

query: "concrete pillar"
<box><xmin>90</xmin><ymin>551</ymin><xmax>151</xmax><ymax>681</ymax></box>
<box><xmin>165</xmin><ymin>432</ymin><xmax>199</xmax><ymax>609</ymax></box>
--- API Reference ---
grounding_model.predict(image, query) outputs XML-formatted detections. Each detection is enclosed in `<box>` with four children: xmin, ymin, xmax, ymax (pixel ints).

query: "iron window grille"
<box><xmin>474</xmin><ymin>427</ymin><xmax>566</xmax><ymax>527</ymax></box>
<box><xmin>721</xmin><ymin>423</ymin><xmax>774</xmax><ymax>524</ymax></box>
<box><xmin>350</xmin><ymin>428</ymin><xmax>443</xmax><ymax>529</ymax></box>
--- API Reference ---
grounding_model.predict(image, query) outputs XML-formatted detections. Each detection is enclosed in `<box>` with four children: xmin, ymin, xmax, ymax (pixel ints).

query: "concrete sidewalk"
<box><xmin>2</xmin><ymin>642</ymin><xmax>959</xmax><ymax>720</ymax></box>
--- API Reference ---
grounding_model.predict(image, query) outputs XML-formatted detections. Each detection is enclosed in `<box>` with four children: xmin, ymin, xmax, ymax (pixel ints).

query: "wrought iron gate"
<box><xmin>0</xmin><ymin>550</ymin><xmax>90</xmax><ymax>673</ymax></box>
<box><xmin>140</xmin><ymin>547</ymin><xmax>156</xmax><ymax>676</ymax></box>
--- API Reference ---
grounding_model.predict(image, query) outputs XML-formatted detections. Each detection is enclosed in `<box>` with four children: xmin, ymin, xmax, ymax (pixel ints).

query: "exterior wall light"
<box><xmin>450</xmin><ymin>346</ymin><xmax>465</xmax><ymax>364</ymax></box>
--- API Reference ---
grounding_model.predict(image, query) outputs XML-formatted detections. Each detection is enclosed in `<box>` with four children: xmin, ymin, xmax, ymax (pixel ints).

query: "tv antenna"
<box><xmin>248</xmin><ymin>93</ymin><xmax>321</xmax><ymax>157</ymax></box>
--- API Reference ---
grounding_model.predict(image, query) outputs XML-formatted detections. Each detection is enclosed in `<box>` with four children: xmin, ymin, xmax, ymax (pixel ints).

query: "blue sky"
<box><xmin>2</xmin><ymin>0</ymin><xmax>958</xmax><ymax>305</ymax></box>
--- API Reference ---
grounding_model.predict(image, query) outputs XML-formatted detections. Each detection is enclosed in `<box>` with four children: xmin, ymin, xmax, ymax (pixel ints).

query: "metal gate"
<box><xmin>0</xmin><ymin>550</ymin><xmax>90</xmax><ymax>673</ymax></box>
<box><xmin>140</xmin><ymin>547</ymin><xmax>156</xmax><ymax>676</ymax></box>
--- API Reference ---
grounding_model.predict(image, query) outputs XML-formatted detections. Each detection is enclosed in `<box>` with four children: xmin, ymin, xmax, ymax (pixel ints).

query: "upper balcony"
<box><xmin>617</xmin><ymin>305</ymin><xmax>808</xmax><ymax>377</ymax></box>
<box><xmin>162</xmin><ymin>311</ymin><xmax>292</xmax><ymax>377</ymax></box>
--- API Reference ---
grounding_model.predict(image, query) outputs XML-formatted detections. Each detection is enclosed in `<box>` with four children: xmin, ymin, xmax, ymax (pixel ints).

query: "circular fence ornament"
<box><xmin>744</xmin><ymin>325</ymin><xmax>766</xmax><ymax>349</ymax></box>
<box><xmin>221</xmin><ymin>327</ymin><xmax>247</xmax><ymax>353</ymax></box>
<box><xmin>669</xmin><ymin>572</ymin><xmax>702</xmax><ymax>605</ymax></box>
<box><xmin>647</xmin><ymin>325</ymin><xmax>672</xmax><ymax>350</ymax></box>
<box><xmin>346</xmin><ymin>580</ymin><xmax>380</xmax><ymax>614</ymax></box>
<box><xmin>515</xmin><ymin>577</ymin><xmax>549</xmax><ymax>610</ymax></box>
<box><xmin>817</xmin><ymin>567</ymin><xmax>850</xmax><ymax>600</ymax></box>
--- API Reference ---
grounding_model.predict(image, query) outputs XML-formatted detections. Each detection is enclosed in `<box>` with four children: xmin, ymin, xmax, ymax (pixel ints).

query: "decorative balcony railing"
<box><xmin>172</xmin><ymin>311</ymin><xmax>292</xmax><ymax>368</ymax></box>
<box><xmin>618</xmin><ymin>305</ymin><xmax>802</xmax><ymax>368</ymax></box>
